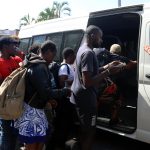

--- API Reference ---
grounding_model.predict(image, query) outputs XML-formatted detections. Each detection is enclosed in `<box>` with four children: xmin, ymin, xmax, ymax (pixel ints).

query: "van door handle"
<box><xmin>145</xmin><ymin>74</ymin><xmax>150</xmax><ymax>79</ymax></box>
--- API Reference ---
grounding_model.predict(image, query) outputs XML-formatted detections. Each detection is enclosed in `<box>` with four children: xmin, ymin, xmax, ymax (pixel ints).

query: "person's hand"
<box><xmin>45</xmin><ymin>101</ymin><xmax>52</xmax><ymax>110</ymax></box>
<box><xmin>125</xmin><ymin>60</ymin><xmax>137</xmax><ymax>70</ymax></box>
<box><xmin>108</xmin><ymin>61</ymin><xmax>121</xmax><ymax>67</ymax></box>
<box><xmin>50</xmin><ymin>99</ymin><xmax>58</xmax><ymax>108</ymax></box>
<box><xmin>19</xmin><ymin>62</ymin><xmax>23</xmax><ymax>67</ymax></box>
<box><xmin>62</xmin><ymin>87</ymin><xmax>71</xmax><ymax>97</ymax></box>
<box><xmin>46</xmin><ymin>99</ymin><xmax>58</xmax><ymax>109</ymax></box>
<box><xmin>108</xmin><ymin>61</ymin><xmax>126</xmax><ymax>75</ymax></box>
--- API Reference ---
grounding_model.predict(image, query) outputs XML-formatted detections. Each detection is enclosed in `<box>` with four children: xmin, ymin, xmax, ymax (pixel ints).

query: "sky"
<box><xmin>0</xmin><ymin>0</ymin><xmax>150</xmax><ymax>30</ymax></box>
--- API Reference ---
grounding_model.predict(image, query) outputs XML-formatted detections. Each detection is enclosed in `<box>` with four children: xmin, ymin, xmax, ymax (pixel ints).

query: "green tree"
<box><xmin>20</xmin><ymin>1</ymin><xmax>71</xmax><ymax>24</ymax></box>
<box><xmin>36</xmin><ymin>7</ymin><xmax>56</xmax><ymax>22</ymax></box>
<box><xmin>36</xmin><ymin>1</ymin><xmax>71</xmax><ymax>22</ymax></box>
<box><xmin>20</xmin><ymin>14</ymin><xmax>35</xmax><ymax>27</ymax></box>
<box><xmin>53</xmin><ymin>1</ymin><xmax>71</xmax><ymax>17</ymax></box>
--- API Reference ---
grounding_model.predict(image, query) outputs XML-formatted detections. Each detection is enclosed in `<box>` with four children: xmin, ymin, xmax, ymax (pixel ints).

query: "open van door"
<box><xmin>137</xmin><ymin>17</ymin><xmax>150</xmax><ymax>143</ymax></box>
<box><xmin>87</xmin><ymin>5</ymin><xmax>142</xmax><ymax>134</ymax></box>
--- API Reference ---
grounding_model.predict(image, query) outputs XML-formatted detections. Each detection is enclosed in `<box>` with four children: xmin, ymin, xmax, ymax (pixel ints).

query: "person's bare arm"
<box><xmin>59</xmin><ymin>75</ymin><xmax>73</xmax><ymax>88</ymax></box>
<box><xmin>98</xmin><ymin>61</ymin><xmax>122</xmax><ymax>73</ymax></box>
<box><xmin>82</xmin><ymin>70</ymin><xmax>109</xmax><ymax>88</ymax></box>
<box><xmin>59</xmin><ymin>75</ymin><xmax>68</xmax><ymax>88</ymax></box>
<box><xmin>125</xmin><ymin>60</ymin><xmax>137</xmax><ymax>70</ymax></box>
<box><xmin>82</xmin><ymin>61</ymin><xmax>123</xmax><ymax>88</ymax></box>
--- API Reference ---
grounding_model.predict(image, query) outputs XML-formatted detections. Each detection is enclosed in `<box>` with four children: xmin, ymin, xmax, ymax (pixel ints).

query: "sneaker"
<box><xmin>65</xmin><ymin>138</ymin><xmax>81</xmax><ymax>150</ymax></box>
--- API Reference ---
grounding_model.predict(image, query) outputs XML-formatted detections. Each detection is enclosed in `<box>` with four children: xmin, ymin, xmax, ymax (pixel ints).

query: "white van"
<box><xmin>19</xmin><ymin>3</ymin><xmax>150</xmax><ymax>144</ymax></box>
<box><xmin>19</xmin><ymin>16</ymin><xmax>89</xmax><ymax>61</ymax></box>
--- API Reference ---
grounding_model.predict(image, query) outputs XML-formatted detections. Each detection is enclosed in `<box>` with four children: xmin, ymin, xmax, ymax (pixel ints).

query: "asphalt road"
<box><xmin>0</xmin><ymin>126</ymin><xmax>149</xmax><ymax>150</ymax></box>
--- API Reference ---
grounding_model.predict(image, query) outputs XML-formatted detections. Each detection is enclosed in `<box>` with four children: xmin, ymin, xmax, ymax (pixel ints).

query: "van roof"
<box><xmin>19</xmin><ymin>15</ymin><xmax>89</xmax><ymax>39</ymax></box>
<box><xmin>89</xmin><ymin>4</ymin><xmax>144</xmax><ymax>18</ymax></box>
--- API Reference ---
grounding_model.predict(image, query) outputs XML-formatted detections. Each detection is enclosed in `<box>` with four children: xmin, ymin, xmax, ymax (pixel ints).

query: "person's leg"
<box><xmin>25</xmin><ymin>143</ymin><xmax>37</xmax><ymax>150</ymax></box>
<box><xmin>63</xmin><ymin>101</ymin><xmax>77</xmax><ymax>140</ymax></box>
<box><xmin>36</xmin><ymin>143</ymin><xmax>45</xmax><ymax>150</ymax></box>
<box><xmin>80</xmin><ymin>127</ymin><xmax>96</xmax><ymax>150</ymax></box>
<box><xmin>76</xmin><ymin>107</ymin><xmax>97</xmax><ymax>150</ymax></box>
<box><xmin>24</xmin><ymin>142</ymin><xmax>44</xmax><ymax>150</ymax></box>
<box><xmin>109</xmin><ymin>91</ymin><xmax>123</xmax><ymax>125</ymax></box>
<box><xmin>0</xmin><ymin>120</ymin><xmax>17</xmax><ymax>150</ymax></box>
<box><xmin>48</xmin><ymin>98</ymin><xmax>76</xmax><ymax>150</ymax></box>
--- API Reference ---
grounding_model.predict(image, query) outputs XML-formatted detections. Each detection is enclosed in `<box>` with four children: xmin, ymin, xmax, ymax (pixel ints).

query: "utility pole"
<box><xmin>118</xmin><ymin>0</ymin><xmax>121</xmax><ymax>7</ymax></box>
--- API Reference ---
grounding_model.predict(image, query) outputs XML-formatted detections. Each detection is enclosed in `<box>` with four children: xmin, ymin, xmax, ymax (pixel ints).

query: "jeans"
<box><xmin>0</xmin><ymin>120</ymin><xmax>17</xmax><ymax>150</ymax></box>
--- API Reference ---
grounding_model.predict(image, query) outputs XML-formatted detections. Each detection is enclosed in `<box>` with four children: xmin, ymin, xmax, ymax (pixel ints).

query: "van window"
<box><xmin>63</xmin><ymin>30</ymin><xmax>84</xmax><ymax>52</ymax></box>
<box><xmin>47</xmin><ymin>33</ymin><xmax>63</xmax><ymax>62</ymax></box>
<box><xmin>19</xmin><ymin>38</ymin><xmax>31</xmax><ymax>54</ymax></box>
<box><xmin>32</xmin><ymin>35</ymin><xmax>46</xmax><ymax>45</ymax></box>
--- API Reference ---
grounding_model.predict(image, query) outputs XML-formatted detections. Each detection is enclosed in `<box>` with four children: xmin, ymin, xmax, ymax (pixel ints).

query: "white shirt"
<box><xmin>58</xmin><ymin>63</ymin><xmax>75</xmax><ymax>104</ymax></box>
<box><xmin>58</xmin><ymin>64</ymin><xmax>75</xmax><ymax>82</ymax></box>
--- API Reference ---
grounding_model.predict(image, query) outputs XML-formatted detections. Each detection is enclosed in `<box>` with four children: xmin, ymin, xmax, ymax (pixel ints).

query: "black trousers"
<box><xmin>46</xmin><ymin>97</ymin><xmax>78</xmax><ymax>150</ymax></box>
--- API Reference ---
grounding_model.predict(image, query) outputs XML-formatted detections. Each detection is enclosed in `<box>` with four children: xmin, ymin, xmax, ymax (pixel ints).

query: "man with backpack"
<box><xmin>55</xmin><ymin>47</ymin><xmax>76</xmax><ymax>149</ymax></box>
<box><xmin>14</xmin><ymin>40</ymin><xmax>71</xmax><ymax>150</ymax></box>
<box><xmin>0</xmin><ymin>36</ymin><xmax>23</xmax><ymax>150</ymax></box>
<box><xmin>58</xmin><ymin>47</ymin><xmax>75</xmax><ymax>88</ymax></box>
<box><xmin>46</xmin><ymin>47</ymin><xmax>76</xmax><ymax>150</ymax></box>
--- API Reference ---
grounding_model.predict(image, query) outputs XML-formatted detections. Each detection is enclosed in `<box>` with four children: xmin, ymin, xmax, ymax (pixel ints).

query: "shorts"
<box><xmin>76</xmin><ymin>106</ymin><xmax>97</xmax><ymax>130</ymax></box>
<box><xmin>72</xmin><ymin>92</ymin><xmax>97</xmax><ymax>130</ymax></box>
<box><xmin>14</xmin><ymin>103</ymin><xmax>48</xmax><ymax>144</ymax></box>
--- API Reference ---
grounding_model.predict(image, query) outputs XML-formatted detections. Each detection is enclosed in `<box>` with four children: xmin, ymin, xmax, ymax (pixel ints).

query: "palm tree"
<box><xmin>20</xmin><ymin>1</ymin><xmax>71</xmax><ymax>24</ymax></box>
<box><xmin>36</xmin><ymin>1</ymin><xmax>71</xmax><ymax>22</ymax></box>
<box><xmin>20</xmin><ymin>14</ymin><xmax>35</xmax><ymax>27</ymax></box>
<box><xmin>52</xmin><ymin>1</ymin><xmax>71</xmax><ymax>18</ymax></box>
<box><xmin>36</xmin><ymin>7</ymin><xmax>56</xmax><ymax>22</ymax></box>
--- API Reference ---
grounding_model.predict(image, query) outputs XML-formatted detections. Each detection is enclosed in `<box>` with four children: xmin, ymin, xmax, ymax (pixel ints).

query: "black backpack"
<box><xmin>48</xmin><ymin>61</ymin><xmax>70</xmax><ymax>89</ymax></box>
